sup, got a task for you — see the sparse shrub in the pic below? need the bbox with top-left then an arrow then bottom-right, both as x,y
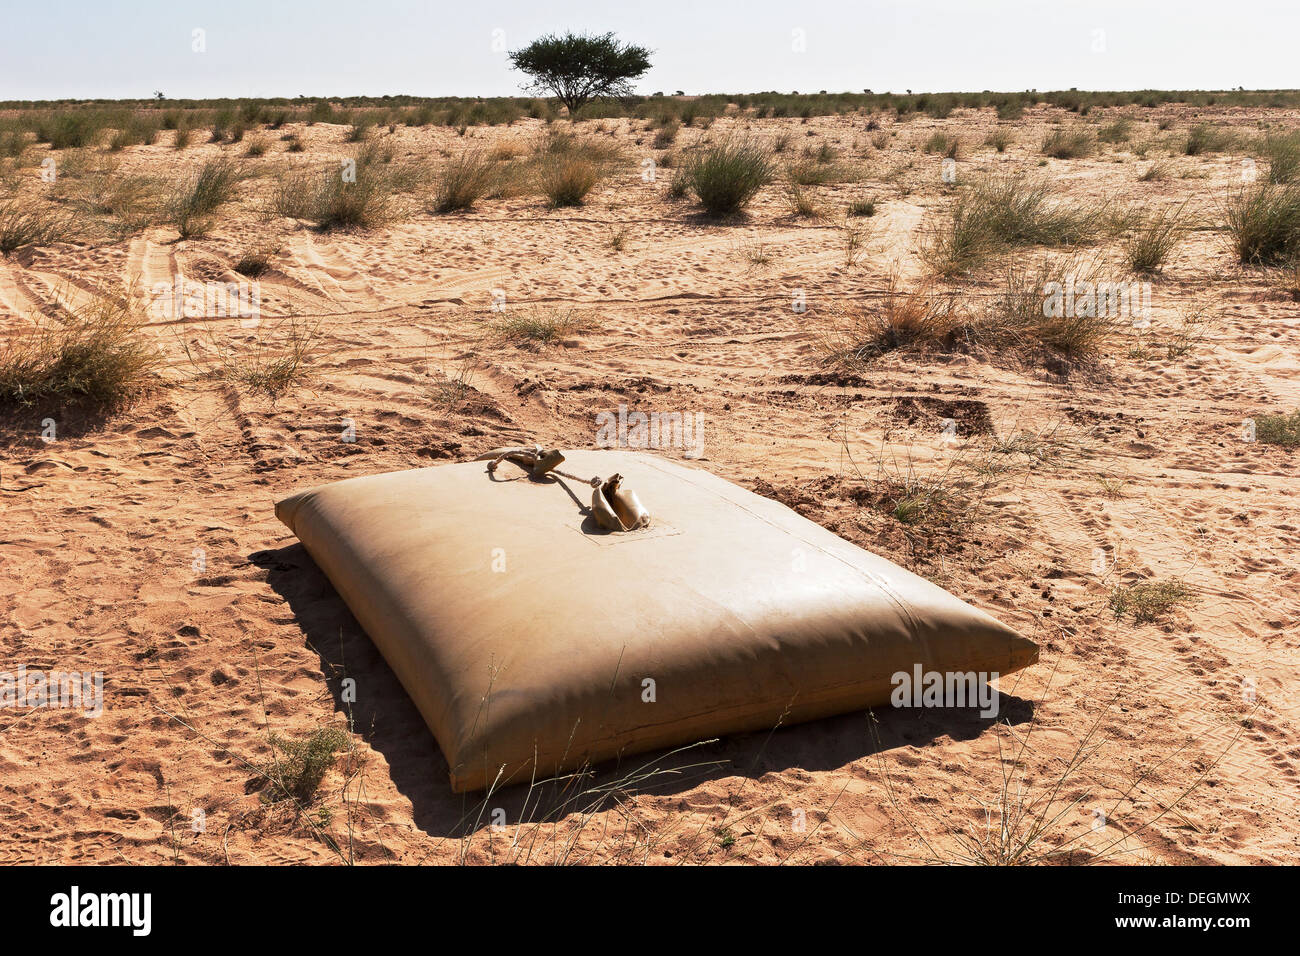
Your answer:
1253,409 -> 1300,447
487,140 -> 522,162
980,255 -> 1118,359
76,172 -> 162,234
808,142 -> 837,163
785,182 -> 822,218
356,139 -> 396,167
667,164 -> 691,199
186,313 -> 322,398
307,101 -> 335,125
285,134 -> 306,153
244,137 -> 268,157
0,287 -> 161,408
261,727 -> 350,804
1277,261 -> 1300,301
345,119 -> 372,142
686,138 -> 774,216
35,111 -> 106,150
537,129 -> 625,164
1161,306 -> 1215,359
820,275 -> 960,362
734,238 -> 773,268
823,255 -> 1119,366
841,219 -> 868,268
877,463 -> 961,527
0,129 -> 30,160
786,158 -> 837,185
920,194 -> 1002,276
109,113 -> 162,150
653,120 -> 680,149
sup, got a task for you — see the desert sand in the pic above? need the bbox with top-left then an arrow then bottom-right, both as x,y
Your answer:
1,103 -> 1297,864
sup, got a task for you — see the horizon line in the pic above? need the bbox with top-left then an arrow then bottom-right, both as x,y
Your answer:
4,87 -> 1299,108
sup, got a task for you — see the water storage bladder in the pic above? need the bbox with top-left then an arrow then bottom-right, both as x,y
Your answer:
275,450 -> 1037,792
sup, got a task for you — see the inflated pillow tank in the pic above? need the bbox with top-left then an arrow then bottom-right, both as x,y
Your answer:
275,449 -> 1037,792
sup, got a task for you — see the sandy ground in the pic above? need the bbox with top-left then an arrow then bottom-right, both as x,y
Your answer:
1,105 -> 1297,865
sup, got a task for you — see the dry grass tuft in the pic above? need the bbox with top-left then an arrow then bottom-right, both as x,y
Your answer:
1261,132 -> 1300,184
169,159 -> 241,238
0,199 -> 74,254
1124,202 -> 1188,274
233,243 -> 280,277
182,313 -> 322,399
923,130 -> 962,158
489,307 -> 591,347
978,255 -> 1120,359
819,275 -> 961,362
1138,160 -> 1171,182
540,154 -> 601,207
1041,127 -> 1096,159
920,174 -> 1111,276
274,162 -> 400,230
433,149 -> 496,213
686,137 -> 774,217
1223,182 -> 1300,265
0,287 -> 161,408
1184,124 -> 1237,156
1109,579 -> 1195,624
824,255 -> 1120,365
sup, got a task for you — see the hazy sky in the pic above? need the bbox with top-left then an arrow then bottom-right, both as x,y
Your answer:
2,0 -> 1296,101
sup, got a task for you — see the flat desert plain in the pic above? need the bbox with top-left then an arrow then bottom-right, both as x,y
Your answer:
0,104 -> 1297,864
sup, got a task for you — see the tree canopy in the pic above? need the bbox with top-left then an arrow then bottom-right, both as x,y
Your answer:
508,32 -> 652,116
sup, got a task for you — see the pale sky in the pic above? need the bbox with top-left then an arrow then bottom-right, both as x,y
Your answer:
1,0 -> 1296,102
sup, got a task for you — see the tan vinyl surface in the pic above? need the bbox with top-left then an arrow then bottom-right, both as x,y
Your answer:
276,451 -> 1037,792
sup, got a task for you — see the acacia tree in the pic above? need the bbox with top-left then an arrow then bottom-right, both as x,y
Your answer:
508,32 -> 652,116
